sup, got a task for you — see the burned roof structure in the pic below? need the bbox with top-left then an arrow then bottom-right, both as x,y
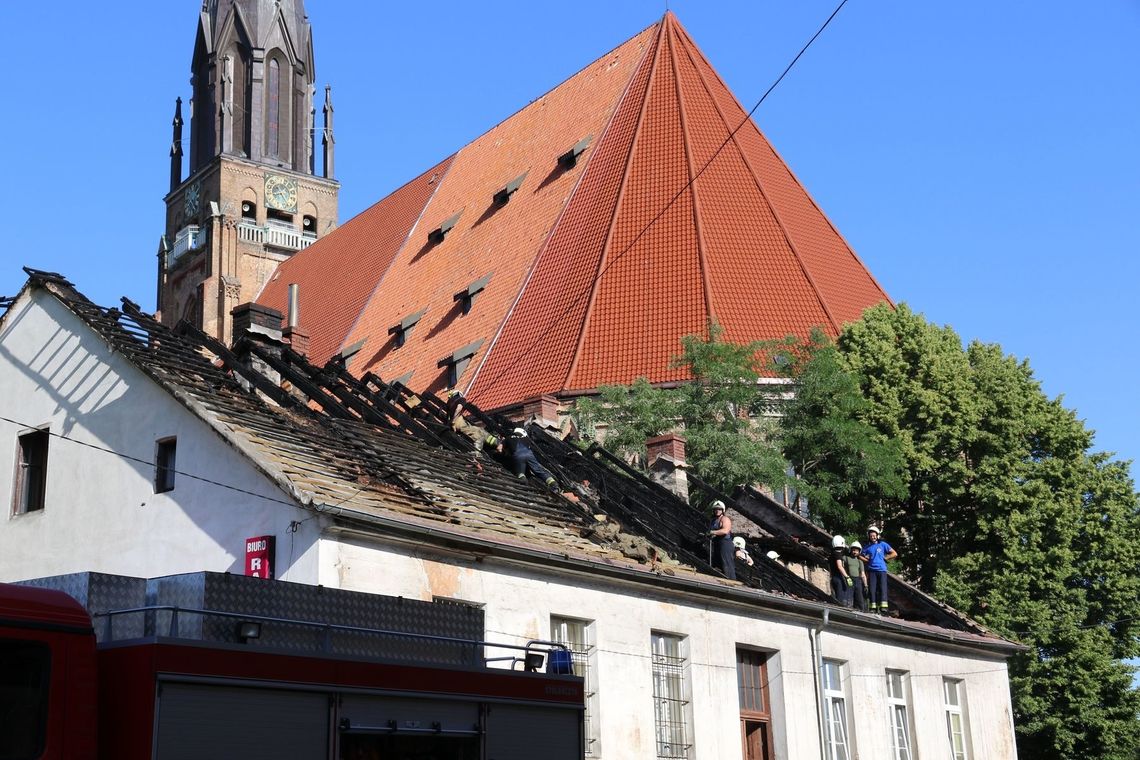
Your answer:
4,269 -> 1017,652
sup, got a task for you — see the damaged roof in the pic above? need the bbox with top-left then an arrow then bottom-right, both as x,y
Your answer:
10,269 -> 1017,653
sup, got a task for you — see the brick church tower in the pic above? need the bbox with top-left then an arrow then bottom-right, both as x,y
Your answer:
158,0 -> 339,343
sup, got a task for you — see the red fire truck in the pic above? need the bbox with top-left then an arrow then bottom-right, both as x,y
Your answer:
0,578 -> 583,760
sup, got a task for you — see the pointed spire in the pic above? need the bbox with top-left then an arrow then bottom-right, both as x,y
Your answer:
322,84 -> 335,179
169,98 -> 184,192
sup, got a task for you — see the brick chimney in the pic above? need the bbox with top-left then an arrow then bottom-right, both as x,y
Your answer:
521,394 -> 562,431
646,432 -> 688,501
231,303 -> 283,341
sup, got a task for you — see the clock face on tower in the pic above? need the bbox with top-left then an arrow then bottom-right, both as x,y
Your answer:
183,181 -> 201,216
264,174 -> 298,213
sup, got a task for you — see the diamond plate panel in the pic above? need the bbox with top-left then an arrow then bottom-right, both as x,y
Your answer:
17,572 -> 147,641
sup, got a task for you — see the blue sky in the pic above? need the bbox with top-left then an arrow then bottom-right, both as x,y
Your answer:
0,0 -> 1136,484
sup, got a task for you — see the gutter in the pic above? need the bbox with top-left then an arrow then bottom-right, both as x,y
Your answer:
810,609 -> 830,760
316,502 -> 1025,657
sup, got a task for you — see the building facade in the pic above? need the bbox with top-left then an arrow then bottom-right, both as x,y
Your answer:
0,273 -> 1020,759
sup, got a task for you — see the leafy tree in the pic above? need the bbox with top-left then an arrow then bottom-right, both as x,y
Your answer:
797,304 -> 1140,758
778,328 -> 907,531
574,323 -> 786,496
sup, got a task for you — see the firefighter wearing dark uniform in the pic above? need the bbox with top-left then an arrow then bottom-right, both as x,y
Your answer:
708,500 -> 736,580
507,427 -> 558,491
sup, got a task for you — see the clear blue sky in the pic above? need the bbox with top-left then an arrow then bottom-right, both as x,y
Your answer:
1,1 -> 1136,484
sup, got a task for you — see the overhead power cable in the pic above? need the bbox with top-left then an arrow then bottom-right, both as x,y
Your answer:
475,0 -> 850,396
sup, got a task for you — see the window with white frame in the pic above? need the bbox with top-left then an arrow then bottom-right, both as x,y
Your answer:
651,632 -> 691,759
944,678 -> 970,760
886,670 -> 913,760
551,616 -> 599,756
821,659 -> 851,760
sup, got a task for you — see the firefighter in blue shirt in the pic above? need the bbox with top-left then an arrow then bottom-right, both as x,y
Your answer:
859,526 -> 898,614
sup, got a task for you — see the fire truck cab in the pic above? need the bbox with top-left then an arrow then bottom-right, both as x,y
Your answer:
1,574 -> 584,760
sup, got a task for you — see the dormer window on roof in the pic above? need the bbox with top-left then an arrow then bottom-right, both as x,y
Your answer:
389,308 -> 427,348
333,338 -> 366,366
454,273 -> 492,315
557,135 -> 593,169
439,339 -> 484,387
428,212 -> 462,245
493,172 -> 528,206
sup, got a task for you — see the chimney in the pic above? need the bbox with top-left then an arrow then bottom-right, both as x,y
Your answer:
231,302 -> 283,341
521,394 -> 562,431
646,432 -> 688,501
282,284 -> 310,357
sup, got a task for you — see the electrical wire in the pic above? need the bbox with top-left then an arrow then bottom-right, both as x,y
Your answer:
475,0 -> 850,396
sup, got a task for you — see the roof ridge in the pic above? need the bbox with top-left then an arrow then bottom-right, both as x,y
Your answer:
563,17 -> 668,390
671,18 -> 841,334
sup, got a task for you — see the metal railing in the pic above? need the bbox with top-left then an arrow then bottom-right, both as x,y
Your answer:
91,604 -> 570,674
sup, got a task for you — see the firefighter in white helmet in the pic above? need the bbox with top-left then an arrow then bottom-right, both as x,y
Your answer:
845,540 -> 867,611
829,535 -> 853,607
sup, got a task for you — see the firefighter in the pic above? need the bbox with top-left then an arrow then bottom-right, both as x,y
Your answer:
733,536 -> 754,566
445,390 -> 501,452
506,427 -> 558,491
830,535 -> 853,607
845,540 -> 867,611
860,526 -> 898,614
708,501 -> 736,580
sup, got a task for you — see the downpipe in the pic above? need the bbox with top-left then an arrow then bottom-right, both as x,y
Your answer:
810,608 -> 830,760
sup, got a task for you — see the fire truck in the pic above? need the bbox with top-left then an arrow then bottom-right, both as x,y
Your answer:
0,572 -> 583,760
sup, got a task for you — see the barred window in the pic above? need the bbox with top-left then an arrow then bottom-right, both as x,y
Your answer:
651,632 -> 691,759
551,616 -> 599,756
886,670 -> 913,760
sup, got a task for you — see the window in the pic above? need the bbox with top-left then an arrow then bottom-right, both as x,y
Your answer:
389,309 -> 426,348
267,56 -> 282,157
302,214 -> 317,238
551,616 -> 599,756
0,641 -> 51,758
886,670 -> 913,760
13,428 -> 49,514
821,659 -> 850,760
737,649 -> 773,760
944,678 -> 970,760
241,200 -> 257,220
453,274 -> 492,316
155,437 -> 177,493
651,632 -> 691,759
438,340 -> 484,388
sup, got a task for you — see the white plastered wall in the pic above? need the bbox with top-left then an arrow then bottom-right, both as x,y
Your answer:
0,290 -> 322,583
322,535 -> 1018,760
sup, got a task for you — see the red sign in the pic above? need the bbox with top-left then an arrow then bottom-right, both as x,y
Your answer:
244,535 -> 275,579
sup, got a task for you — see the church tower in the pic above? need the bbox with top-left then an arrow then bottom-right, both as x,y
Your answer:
158,0 -> 338,343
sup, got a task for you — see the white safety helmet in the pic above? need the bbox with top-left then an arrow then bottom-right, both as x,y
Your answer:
831,535 -> 846,549
849,541 -> 862,550
732,537 -> 746,550
766,550 -> 781,561
512,427 -> 528,438
867,525 -> 881,535
711,499 -> 726,512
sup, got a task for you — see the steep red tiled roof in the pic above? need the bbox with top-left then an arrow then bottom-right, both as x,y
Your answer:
263,13 -> 889,409
258,156 -> 454,364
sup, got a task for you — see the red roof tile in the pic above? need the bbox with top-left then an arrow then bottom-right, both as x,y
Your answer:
262,13 -> 890,409
258,157 -> 454,364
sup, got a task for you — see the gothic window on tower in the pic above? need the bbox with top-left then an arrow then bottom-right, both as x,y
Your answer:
303,215 -> 317,239
266,54 -> 291,161
242,200 -> 257,221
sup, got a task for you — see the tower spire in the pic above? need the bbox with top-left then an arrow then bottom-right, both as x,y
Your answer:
169,98 -> 184,192
322,84 -> 335,179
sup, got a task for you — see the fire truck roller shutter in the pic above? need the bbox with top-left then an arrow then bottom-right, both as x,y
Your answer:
484,703 -> 583,760
154,683 -> 328,759
339,694 -> 479,731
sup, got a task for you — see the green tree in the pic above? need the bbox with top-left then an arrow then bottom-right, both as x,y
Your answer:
574,323 -> 787,496
796,304 -> 1140,759
779,328 -> 907,531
